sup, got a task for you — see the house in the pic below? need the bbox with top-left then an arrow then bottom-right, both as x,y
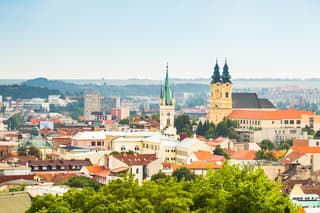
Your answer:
187,150 -> 225,164
205,136 -> 234,150
107,154 -> 161,185
280,139 -> 320,180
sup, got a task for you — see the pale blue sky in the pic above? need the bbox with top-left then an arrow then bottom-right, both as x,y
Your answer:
1,0 -> 320,79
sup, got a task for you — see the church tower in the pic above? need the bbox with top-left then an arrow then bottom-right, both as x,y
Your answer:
160,63 -> 176,136
209,59 -> 232,124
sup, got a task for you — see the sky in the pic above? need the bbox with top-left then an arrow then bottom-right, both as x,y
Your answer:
1,0 -> 320,80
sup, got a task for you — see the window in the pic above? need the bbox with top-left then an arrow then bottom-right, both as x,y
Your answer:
91,141 -> 96,146
297,120 -> 301,125
97,142 -> 101,146
290,120 -> 294,125
284,120 -> 289,124
225,92 -> 229,98
167,119 -> 170,126
134,145 -> 139,151
136,168 -> 139,174
272,121 -> 274,124
121,145 -> 126,151
317,142 -> 319,146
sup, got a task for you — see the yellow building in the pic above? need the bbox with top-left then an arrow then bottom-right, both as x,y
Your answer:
209,59 -> 276,124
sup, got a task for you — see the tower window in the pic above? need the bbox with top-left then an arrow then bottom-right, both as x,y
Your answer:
226,92 -> 229,98
167,119 -> 170,126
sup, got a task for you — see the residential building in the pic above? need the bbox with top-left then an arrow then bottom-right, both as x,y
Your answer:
107,153 -> 161,185
84,92 -> 101,120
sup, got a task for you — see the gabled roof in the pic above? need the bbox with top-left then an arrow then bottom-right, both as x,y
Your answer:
279,152 -> 305,164
232,93 -> 275,109
228,108 -> 314,120
112,154 -> 157,166
292,146 -> 320,154
86,164 -> 109,176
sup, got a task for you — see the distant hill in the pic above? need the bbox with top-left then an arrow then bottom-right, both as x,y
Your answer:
0,84 -> 60,99
22,78 -> 210,97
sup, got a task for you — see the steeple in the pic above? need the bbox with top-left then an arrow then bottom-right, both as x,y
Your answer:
160,83 -> 164,99
222,58 -> 231,83
163,62 -> 173,105
211,59 -> 221,83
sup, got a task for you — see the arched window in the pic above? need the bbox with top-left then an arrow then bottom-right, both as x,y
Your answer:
226,92 -> 229,98
134,145 -> 139,151
167,119 -> 170,126
136,168 -> 139,174
121,145 -> 126,151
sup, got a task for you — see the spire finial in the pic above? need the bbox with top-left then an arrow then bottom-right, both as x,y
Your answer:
216,58 -> 218,64
225,57 -> 227,64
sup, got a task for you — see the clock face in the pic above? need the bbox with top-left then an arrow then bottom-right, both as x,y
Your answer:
167,112 -> 170,116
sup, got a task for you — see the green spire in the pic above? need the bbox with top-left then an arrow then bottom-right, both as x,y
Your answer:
163,62 -> 173,105
222,58 -> 231,83
211,58 -> 221,83
160,83 -> 164,99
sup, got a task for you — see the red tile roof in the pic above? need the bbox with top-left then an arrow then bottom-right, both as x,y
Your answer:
193,151 -> 225,161
279,152 -> 305,164
228,108 -> 314,120
292,139 -> 309,147
112,154 -> 158,166
229,150 -> 256,160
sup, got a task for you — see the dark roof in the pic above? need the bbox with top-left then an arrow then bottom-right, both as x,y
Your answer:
21,159 -> 92,167
258,98 -> 276,108
112,154 -> 157,166
232,93 -> 276,109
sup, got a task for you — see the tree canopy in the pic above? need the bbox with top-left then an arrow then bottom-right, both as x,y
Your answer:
27,164 -> 298,213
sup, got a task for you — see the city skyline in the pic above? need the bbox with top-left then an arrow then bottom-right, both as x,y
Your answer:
1,0 -> 320,80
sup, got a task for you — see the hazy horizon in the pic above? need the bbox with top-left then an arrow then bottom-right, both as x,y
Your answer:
1,1 -> 320,79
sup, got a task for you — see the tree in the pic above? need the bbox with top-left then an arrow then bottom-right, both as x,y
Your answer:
17,146 -> 27,156
61,176 -> 101,191
119,118 -> 130,125
276,139 -> 293,150
255,150 -> 277,161
27,164 -> 298,213
259,139 -> 275,150
28,146 -> 42,159
5,113 -> 23,130
172,167 -> 195,182
151,171 -> 167,181
174,114 -> 192,135
213,145 -> 230,159
151,114 -> 160,122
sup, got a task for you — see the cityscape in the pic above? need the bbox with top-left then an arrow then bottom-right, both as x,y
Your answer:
1,1 -> 320,213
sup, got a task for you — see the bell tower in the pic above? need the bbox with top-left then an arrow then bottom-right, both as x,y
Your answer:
209,59 -> 232,124
160,63 -> 176,136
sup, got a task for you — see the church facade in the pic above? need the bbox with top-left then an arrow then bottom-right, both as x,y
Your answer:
159,63 -> 176,136
209,60 -> 276,124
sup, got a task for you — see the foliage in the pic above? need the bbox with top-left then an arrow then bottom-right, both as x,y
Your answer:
255,150 -> 277,161
196,119 -> 240,141
28,146 -> 42,159
303,125 -> 315,136
259,139 -> 275,150
17,146 -> 27,156
27,164 -> 298,213
50,99 -> 84,121
151,114 -> 160,122
119,118 -> 130,125
213,145 -> 230,159
174,114 -> 192,136
9,185 -> 25,192
151,171 -> 167,181
5,113 -> 24,130
0,84 -> 60,99
60,176 -> 101,191
172,167 -> 196,182
276,139 -> 293,150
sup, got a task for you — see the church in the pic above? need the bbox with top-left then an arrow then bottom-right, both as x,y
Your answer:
209,59 -> 276,124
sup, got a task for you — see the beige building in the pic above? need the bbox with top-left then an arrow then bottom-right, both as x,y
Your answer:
84,92 -> 101,120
